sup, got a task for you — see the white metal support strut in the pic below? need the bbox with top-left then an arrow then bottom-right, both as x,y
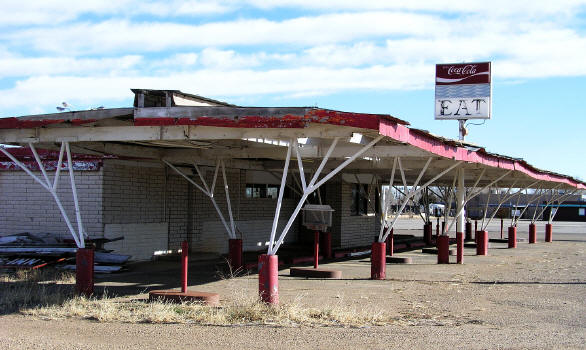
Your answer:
534,187 -> 574,223
268,135 -> 384,255
444,170 -> 512,235
512,187 -> 542,226
548,190 -> 578,223
163,159 -> 237,239
380,159 -> 463,242
0,142 -> 86,248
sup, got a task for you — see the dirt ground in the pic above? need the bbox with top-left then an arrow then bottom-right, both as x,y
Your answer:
1,219 -> 585,349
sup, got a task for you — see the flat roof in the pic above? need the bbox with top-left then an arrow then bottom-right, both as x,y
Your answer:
0,89 -> 583,190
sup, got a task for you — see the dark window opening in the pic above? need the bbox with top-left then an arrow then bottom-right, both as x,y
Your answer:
245,184 -> 291,199
351,184 -> 368,215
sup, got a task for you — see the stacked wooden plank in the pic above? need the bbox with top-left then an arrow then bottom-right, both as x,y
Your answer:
0,232 -> 130,273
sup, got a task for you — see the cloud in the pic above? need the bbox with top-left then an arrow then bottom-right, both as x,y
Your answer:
0,64 -> 431,112
0,55 -> 143,78
4,12 -> 449,54
0,0 -> 233,26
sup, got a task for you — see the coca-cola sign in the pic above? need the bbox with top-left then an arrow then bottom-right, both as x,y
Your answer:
435,61 -> 491,120
436,62 -> 491,85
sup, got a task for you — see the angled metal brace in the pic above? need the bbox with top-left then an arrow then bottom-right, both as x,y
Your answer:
270,135 -> 383,254
1,142 -> 86,248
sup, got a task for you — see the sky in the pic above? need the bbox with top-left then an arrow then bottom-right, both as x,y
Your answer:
0,0 -> 585,180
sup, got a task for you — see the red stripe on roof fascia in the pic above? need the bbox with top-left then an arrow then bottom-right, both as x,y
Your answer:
134,109 -> 394,130
0,118 -> 97,129
379,119 -> 585,189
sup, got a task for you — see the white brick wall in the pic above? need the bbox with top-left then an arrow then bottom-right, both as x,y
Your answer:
104,222 -> 168,261
0,159 -> 380,259
0,169 -> 103,240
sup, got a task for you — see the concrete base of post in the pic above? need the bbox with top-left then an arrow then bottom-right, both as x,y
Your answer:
476,230 -> 488,255
465,222 -> 473,241
508,226 -> 517,248
258,254 -> 279,304
545,223 -> 553,242
437,235 -> 450,264
456,232 -> 464,264
228,238 -> 243,271
370,242 -> 386,280
150,240 -> 221,306
76,248 -> 94,296
529,223 -> 537,244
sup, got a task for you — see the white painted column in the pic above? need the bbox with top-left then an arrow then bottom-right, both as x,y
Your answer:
456,168 -> 465,233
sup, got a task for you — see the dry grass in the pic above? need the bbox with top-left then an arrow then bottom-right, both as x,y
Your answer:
24,295 -> 398,327
2,268 -> 400,327
0,269 -> 75,314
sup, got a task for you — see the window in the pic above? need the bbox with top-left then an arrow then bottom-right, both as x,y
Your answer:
351,184 -> 368,215
245,184 -> 291,199
579,208 -> 585,216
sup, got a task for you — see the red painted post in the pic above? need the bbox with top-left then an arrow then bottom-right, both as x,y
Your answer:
437,235 -> 450,264
465,222 -> 472,241
456,232 -> 464,264
76,248 -> 94,296
508,226 -> 517,248
500,219 -> 504,239
228,238 -> 243,271
258,254 -> 279,304
181,240 -> 188,293
424,222 -> 432,245
313,231 -> 319,269
370,242 -> 386,280
476,231 -> 488,255
545,224 -> 553,242
321,232 -> 332,259
475,220 -> 478,233
529,223 -> 537,244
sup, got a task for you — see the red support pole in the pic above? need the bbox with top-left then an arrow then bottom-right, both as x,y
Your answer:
437,235 -> 450,264
545,224 -> 553,242
500,219 -> 504,239
508,226 -> 517,248
321,232 -> 332,259
476,231 -> 488,255
465,222 -> 472,241
529,223 -> 537,244
258,254 -> 279,305
181,240 -> 188,293
313,231 -> 319,269
76,248 -> 94,296
456,232 -> 464,264
370,242 -> 386,280
475,220 -> 478,233
228,238 -> 243,271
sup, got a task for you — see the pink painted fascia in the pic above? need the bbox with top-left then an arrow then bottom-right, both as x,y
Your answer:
379,119 -> 586,189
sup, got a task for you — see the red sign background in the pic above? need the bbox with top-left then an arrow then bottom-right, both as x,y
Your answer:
436,62 -> 491,85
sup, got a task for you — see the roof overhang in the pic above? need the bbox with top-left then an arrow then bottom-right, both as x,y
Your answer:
0,105 -> 583,190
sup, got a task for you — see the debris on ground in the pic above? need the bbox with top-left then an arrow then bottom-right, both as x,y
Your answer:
0,232 -> 130,273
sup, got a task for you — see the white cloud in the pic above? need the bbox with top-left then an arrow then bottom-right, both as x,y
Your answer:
4,12 -> 449,54
0,0 -> 233,26
0,64 -> 431,111
0,55 -> 143,78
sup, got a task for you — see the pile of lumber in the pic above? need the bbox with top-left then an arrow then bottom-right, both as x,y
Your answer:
0,232 -> 130,273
